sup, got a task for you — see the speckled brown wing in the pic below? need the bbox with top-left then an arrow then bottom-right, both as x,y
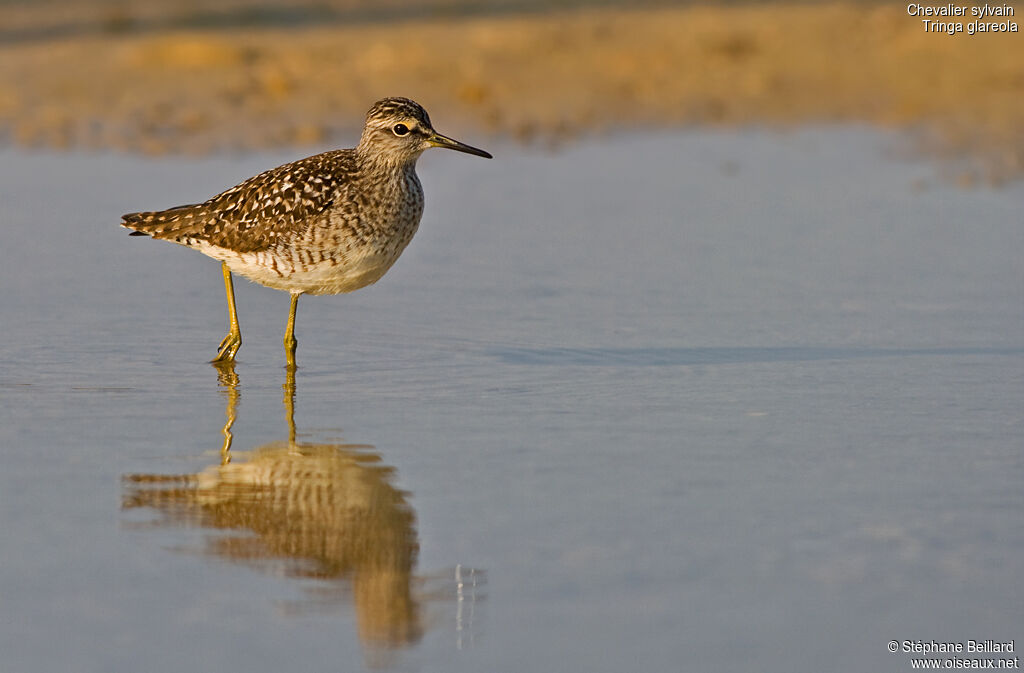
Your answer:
121,150 -> 354,253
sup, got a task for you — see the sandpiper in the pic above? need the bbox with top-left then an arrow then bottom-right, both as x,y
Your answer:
122,97 -> 491,368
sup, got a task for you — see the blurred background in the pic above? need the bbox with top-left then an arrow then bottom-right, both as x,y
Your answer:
1,0 -> 1021,182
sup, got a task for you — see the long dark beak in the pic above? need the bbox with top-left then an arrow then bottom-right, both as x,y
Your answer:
427,131 -> 492,159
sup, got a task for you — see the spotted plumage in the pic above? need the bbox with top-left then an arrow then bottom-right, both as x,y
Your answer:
124,151 -> 345,254
121,97 -> 491,367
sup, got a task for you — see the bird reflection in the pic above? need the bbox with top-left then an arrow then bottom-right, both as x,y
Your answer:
123,364 -> 440,658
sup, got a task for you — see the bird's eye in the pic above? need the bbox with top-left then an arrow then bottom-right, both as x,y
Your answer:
392,123 -> 410,136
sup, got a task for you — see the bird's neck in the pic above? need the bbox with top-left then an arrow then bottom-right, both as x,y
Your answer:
352,149 -> 422,207
355,145 -> 420,179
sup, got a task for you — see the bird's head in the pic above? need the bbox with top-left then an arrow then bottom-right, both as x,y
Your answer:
358,97 -> 492,164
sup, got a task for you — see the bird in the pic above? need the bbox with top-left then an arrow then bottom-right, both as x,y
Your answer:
121,97 -> 491,369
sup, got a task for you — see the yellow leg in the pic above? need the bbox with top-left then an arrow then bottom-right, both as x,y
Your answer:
284,292 -> 300,370
212,262 -> 242,363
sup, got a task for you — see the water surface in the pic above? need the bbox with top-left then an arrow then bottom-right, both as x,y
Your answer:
0,128 -> 1021,672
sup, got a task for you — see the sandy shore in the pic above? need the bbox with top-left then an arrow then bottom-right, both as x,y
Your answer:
0,2 -> 1020,180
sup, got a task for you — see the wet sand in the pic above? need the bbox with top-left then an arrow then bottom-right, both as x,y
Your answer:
0,2 -> 1021,179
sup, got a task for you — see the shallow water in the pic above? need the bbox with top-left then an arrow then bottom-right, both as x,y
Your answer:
1,129 -> 1021,672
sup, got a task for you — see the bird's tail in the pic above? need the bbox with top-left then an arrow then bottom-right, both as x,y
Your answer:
121,204 -> 201,240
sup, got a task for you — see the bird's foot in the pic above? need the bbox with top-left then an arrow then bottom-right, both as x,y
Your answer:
213,331 -> 242,363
